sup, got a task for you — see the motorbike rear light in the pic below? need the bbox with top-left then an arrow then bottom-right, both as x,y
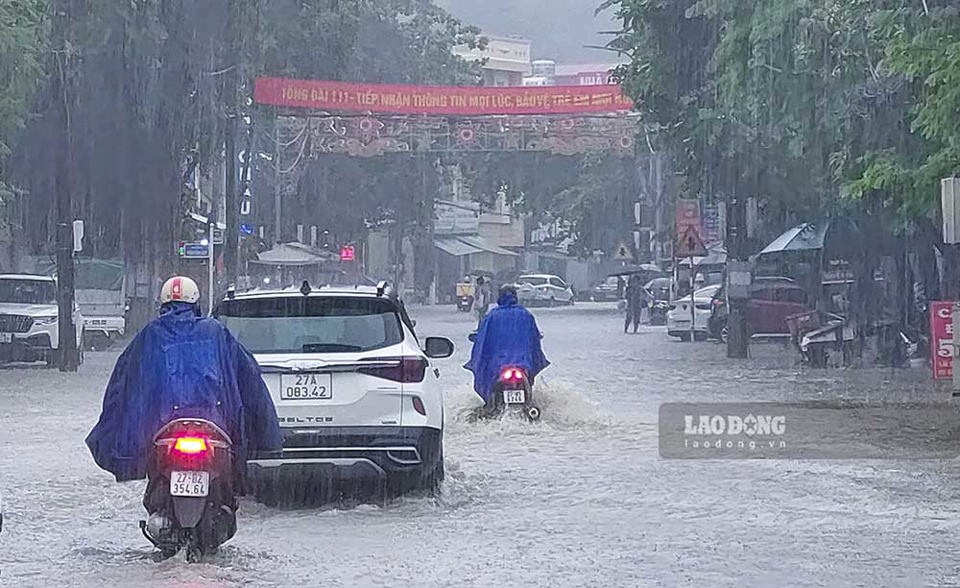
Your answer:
358,357 -> 428,383
411,395 -> 427,416
173,436 -> 208,455
500,367 -> 525,383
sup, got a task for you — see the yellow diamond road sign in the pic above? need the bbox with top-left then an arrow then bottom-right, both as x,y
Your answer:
614,242 -> 633,261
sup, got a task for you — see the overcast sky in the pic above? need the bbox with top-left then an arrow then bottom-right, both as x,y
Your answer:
436,0 -> 621,63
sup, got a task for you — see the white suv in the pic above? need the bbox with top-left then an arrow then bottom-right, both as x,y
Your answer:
215,282 -> 454,504
0,274 -> 84,366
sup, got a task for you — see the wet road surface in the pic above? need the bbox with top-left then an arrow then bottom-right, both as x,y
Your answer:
1,303 -> 959,587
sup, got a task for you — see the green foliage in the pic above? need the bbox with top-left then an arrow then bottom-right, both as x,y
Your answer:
605,0 -> 960,234
0,0 -> 47,195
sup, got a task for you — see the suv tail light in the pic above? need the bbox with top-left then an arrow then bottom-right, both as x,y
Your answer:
358,357 -> 427,383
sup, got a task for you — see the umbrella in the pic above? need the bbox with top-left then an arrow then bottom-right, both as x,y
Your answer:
607,263 -> 665,278
758,223 -> 828,256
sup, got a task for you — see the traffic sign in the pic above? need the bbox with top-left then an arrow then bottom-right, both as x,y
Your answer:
340,245 -> 356,262
676,224 -> 707,258
613,241 -> 633,261
212,228 -> 224,245
178,241 -> 210,259
676,199 -> 701,232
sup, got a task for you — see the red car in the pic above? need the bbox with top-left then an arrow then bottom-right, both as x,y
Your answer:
708,277 -> 812,340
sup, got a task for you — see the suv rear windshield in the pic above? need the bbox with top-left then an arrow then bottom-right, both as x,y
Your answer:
215,296 -> 403,354
0,279 -> 57,305
519,276 -> 549,286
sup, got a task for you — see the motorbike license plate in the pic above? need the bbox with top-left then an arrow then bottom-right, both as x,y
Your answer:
170,471 -> 209,497
0,333 -> 11,344
503,389 -> 526,405
280,373 -> 332,400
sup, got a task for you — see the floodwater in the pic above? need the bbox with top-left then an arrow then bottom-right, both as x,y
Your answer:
1,303 -> 959,587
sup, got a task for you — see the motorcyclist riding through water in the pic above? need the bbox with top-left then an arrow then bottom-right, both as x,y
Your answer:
85,277 -> 282,545
465,284 -> 549,418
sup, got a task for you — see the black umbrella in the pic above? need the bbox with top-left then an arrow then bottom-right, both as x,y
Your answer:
607,264 -> 664,278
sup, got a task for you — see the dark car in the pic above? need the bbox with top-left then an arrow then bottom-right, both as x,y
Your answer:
708,277 -> 811,341
645,277 -> 672,325
591,276 -> 624,302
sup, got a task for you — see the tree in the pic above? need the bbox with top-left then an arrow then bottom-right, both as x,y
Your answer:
0,0 -> 47,269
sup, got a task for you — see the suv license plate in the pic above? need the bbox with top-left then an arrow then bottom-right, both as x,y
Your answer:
503,389 -> 526,405
170,471 -> 209,497
0,333 -> 11,344
280,373 -> 333,400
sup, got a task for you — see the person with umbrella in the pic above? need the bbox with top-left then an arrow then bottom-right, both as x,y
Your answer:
624,274 -> 646,334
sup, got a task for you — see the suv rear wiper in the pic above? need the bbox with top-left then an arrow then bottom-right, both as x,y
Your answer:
302,343 -> 363,353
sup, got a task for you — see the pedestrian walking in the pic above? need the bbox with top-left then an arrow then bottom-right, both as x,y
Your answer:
475,276 -> 491,328
624,275 -> 644,334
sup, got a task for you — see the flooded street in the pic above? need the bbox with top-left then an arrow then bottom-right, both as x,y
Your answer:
2,303 -> 960,587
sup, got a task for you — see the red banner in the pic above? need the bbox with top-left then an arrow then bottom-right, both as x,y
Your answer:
931,301 -> 954,379
253,77 -> 633,115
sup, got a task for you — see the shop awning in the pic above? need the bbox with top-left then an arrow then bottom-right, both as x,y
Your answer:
456,235 -> 519,257
434,237 -> 482,257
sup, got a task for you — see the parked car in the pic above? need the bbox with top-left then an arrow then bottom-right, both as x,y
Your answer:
0,274 -> 84,366
667,284 -> 721,341
708,277 -> 811,341
516,274 -> 575,307
214,282 -> 455,502
590,276 -> 623,302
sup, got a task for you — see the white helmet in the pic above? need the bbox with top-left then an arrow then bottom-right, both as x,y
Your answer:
160,276 -> 201,305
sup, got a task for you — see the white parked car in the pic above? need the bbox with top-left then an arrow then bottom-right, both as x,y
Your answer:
667,284 -> 721,341
214,282 -> 455,502
0,274 -> 84,365
516,274 -> 575,307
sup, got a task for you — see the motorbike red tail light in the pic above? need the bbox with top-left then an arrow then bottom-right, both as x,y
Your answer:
500,368 -> 525,382
173,436 -> 209,455
358,357 -> 427,383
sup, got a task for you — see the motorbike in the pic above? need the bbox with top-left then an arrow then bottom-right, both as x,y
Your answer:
457,294 -> 474,313
467,331 -> 541,422
489,365 -> 541,421
140,418 -> 237,561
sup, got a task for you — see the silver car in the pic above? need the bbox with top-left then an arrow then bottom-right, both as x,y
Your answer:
516,274 -> 575,307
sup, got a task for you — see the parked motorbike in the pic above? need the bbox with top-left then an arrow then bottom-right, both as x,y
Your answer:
799,316 -> 858,368
140,418 -> 236,561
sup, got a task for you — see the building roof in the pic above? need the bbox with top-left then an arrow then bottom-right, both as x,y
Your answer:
553,62 -> 623,77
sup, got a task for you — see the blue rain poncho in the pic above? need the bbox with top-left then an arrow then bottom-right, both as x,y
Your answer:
85,303 -> 282,482
464,290 -> 550,402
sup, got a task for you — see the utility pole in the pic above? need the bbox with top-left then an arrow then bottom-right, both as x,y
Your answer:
273,118 -> 282,244
224,114 -> 238,285
726,189 -> 749,359
222,0 -> 242,285
52,0 -> 80,372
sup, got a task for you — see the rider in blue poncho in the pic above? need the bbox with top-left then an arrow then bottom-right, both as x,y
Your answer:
464,284 -> 549,404
85,277 -> 282,486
